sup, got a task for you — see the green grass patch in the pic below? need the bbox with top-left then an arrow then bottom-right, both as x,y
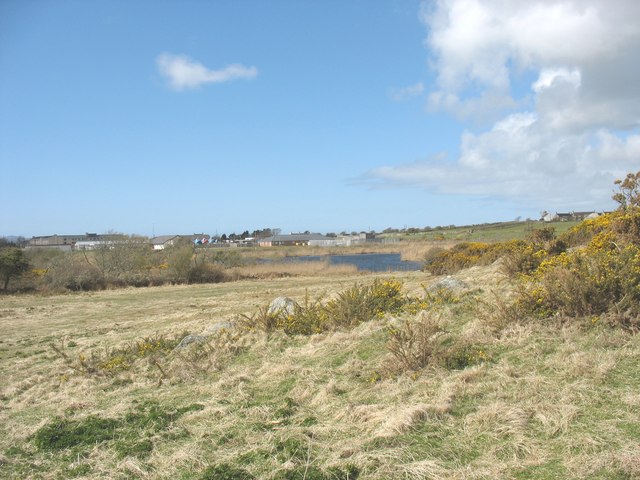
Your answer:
513,459 -> 567,479
198,463 -> 255,480
31,400 -> 204,458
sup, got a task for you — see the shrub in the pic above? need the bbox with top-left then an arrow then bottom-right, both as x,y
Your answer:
0,245 -> 29,290
325,278 -> 405,328
51,333 -> 184,377
500,242 -> 549,277
45,256 -> 105,291
369,278 -> 406,314
517,243 -> 640,319
556,212 -> 614,248
238,305 -> 282,333
324,283 -> 375,328
526,226 -> 556,245
423,242 -> 509,275
242,279 -> 406,335
440,342 -> 490,370
612,170 -> 640,210
187,263 -> 228,284
206,250 -> 244,268
610,208 -> 640,244
384,312 -> 449,374
284,293 -> 328,335
510,174 -> 640,324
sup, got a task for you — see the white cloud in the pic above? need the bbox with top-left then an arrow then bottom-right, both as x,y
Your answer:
364,0 -> 640,209
532,68 -> 581,93
390,82 -> 425,101
156,53 -> 258,90
427,89 -> 517,123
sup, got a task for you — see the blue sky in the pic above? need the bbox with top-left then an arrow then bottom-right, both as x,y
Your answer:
2,0 -> 639,238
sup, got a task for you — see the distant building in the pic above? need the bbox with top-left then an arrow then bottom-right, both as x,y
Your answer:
259,233 -> 330,247
335,233 -> 376,246
26,233 -> 124,251
150,235 -> 180,251
542,211 -> 600,222
259,232 -> 379,247
150,234 -> 210,250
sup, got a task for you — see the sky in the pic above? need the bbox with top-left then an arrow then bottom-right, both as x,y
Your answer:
1,0 -> 639,238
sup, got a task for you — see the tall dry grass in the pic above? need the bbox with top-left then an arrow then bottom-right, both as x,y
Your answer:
2,265 -> 640,479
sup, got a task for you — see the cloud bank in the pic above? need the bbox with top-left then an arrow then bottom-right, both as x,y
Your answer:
156,53 -> 257,90
366,0 -> 640,209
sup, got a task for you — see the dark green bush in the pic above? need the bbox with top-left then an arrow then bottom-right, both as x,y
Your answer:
187,263 -> 228,284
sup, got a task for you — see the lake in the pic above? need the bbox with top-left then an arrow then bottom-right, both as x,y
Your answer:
276,252 -> 423,272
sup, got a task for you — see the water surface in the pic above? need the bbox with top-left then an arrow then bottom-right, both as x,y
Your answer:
278,252 -> 422,272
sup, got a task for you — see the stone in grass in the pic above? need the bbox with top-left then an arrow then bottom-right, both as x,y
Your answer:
175,321 -> 236,351
428,276 -> 468,292
174,334 -> 208,350
202,320 -> 234,335
267,297 -> 298,317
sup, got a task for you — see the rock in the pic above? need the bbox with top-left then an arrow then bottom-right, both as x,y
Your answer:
174,334 -> 208,350
268,297 -> 298,316
429,276 -> 468,292
202,321 -> 234,335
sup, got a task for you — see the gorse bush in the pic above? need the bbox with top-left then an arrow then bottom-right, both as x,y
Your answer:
51,333 -> 184,377
512,172 -> 640,326
241,279 -> 407,335
516,229 -> 640,320
385,312 -> 449,373
239,293 -> 328,335
325,279 -> 405,328
423,241 -> 527,275
384,311 -> 491,376
418,173 -> 640,328
423,242 -> 496,275
423,228 -> 571,278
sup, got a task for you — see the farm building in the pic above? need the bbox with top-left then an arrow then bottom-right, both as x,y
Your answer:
151,234 -> 210,250
259,233 -> 330,247
26,233 -> 125,251
259,232 -> 379,247
150,235 -> 180,251
542,211 -> 600,222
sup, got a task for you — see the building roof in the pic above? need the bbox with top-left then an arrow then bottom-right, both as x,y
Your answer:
150,235 -> 179,245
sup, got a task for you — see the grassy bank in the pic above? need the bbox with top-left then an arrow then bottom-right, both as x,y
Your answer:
2,264 -> 639,479
380,220 -> 582,243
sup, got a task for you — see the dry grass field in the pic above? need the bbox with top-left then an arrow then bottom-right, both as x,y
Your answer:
1,265 -> 639,479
